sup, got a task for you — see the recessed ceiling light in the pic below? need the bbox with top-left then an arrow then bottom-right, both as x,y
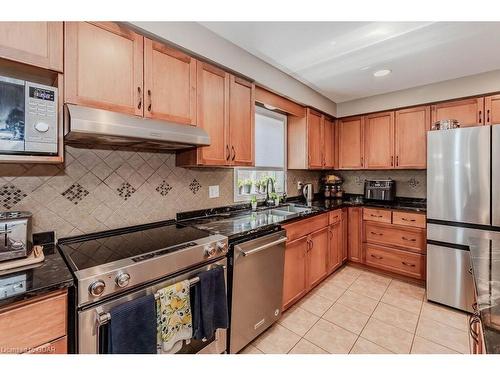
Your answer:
330,40 -> 337,46
373,69 -> 391,77
264,104 -> 277,110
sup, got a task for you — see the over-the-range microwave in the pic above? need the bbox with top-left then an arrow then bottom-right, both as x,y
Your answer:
0,75 -> 58,155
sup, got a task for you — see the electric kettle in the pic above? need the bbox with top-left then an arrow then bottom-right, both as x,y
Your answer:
302,183 -> 313,204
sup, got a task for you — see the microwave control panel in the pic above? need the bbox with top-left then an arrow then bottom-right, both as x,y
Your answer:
24,81 -> 58,154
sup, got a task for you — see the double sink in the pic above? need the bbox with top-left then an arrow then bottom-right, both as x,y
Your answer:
263,204 -> 313,219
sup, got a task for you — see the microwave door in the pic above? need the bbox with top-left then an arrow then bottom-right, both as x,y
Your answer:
0,77 -> 25,152
427,127 -> 491,225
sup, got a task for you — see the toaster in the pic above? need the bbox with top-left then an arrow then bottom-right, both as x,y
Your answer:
0,211 -> 32,262
364,179 -> 396,202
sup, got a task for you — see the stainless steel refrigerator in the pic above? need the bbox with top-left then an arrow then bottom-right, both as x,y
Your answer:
427,125 -> 500,313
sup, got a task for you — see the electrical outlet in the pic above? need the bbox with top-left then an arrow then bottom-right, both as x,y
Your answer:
209,185 -> 220,198
297,181 -> 303,190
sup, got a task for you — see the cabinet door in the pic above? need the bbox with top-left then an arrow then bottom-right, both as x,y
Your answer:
229,75 -> 255,166
323,117 -> 335,169
0,22 -> 63,72
65,22 -> 144,116
307,227 -> 329,288
282,237 -> 308,310
196,62 -> 230,165
307,109 -> 324,169
347,207 -> 362,263
342,208 -> 348,263
431,98 -> 484,128
485,95 -> 500,125
144,38 -> 197,124
328,221 -> 342,273
364,111 -> 395,169
338,116 -> 364,169
395,106 -> 430,169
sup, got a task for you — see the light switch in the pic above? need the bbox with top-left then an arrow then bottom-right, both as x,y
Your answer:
209,185 -> 220,198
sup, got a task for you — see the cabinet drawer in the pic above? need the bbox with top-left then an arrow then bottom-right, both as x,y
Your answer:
26,336 -> 67,354
0,290 -> 67,353
365,244 -> 425,279
329,209 -> 342,225
365,222 -> 425,253
283,213 -> 329,242
363,208 -> 392,223
392,211 -> 426,228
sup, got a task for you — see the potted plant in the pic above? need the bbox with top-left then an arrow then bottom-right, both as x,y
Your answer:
243,179 -> 253,194
270,192 -> 280,206
254,179 -> 261,194
259,175 -> 269,194
237,179 -> 244,195
250,195 -> 258,211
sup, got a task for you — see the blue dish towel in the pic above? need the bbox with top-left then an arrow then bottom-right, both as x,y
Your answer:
108,294 -> 157,354
191,266 -> 228,341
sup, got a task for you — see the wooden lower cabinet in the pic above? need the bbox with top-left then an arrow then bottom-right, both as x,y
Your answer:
0,289 -> 68,354
328,220 -> 343,273
307,227 -> 329,289
282,236 -> 308,310
26,336 -> 67,354
347,207 -> 362,262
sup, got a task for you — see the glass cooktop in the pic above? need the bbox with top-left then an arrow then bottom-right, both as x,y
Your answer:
58,222 -> 210,271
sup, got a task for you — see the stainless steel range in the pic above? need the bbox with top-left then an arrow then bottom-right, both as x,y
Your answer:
58,220 -> 228,354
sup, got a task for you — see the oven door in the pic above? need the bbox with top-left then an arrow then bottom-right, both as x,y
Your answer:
0,76 -> 26,152
77,258 -> 227,354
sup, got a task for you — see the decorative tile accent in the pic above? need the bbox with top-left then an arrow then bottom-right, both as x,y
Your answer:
61,183 -> 90,205
0,183 -> 27,209
189,179 -> 201,194
117,182 -> 136,200
407,177 -> 420,190
156,180 -> 173,196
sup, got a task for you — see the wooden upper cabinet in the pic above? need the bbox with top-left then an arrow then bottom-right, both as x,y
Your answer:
395,106 -> 430,169
65,22 -> 144,116
485,95 -> 500,125
144,38 -> 197,125
364,111 -> 394,169
323,117 -> 335,169
307,228 -> 329,288
431,97 -> 484,128
229,75 -> 255,166
0,22 -> 63,72
338,116 -> 364,169
307,109 -> 324,169
194,62 -> 229,165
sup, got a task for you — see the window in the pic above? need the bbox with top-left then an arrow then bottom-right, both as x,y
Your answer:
234,106 -> 286,202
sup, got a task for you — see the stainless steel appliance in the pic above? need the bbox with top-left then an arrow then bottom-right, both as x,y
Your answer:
0,211 -> 32,262
302,183 -> 313,204
64,104 -> 210,151
58,220 -> 228,354
229,230 -> 286,354
0,76 -> 58,154
364,179 -> 396,201
427,125 -> 500,312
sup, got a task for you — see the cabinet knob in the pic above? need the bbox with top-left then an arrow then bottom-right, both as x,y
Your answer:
137,87 -> 142,109
147,89 -> 152,112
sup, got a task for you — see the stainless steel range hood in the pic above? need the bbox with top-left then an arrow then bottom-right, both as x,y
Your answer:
64,104 -> 210,151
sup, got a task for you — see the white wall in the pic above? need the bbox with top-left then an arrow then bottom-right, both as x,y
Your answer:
337,69 -> 500,117
129,22 -> 337,117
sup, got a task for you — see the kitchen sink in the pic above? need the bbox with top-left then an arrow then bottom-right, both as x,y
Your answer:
272,204 -> 312,214
267,209 -> 297,217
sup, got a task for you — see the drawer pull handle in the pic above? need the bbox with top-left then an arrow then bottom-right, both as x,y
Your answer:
370,214 -> 383,218
370,231 -> 383,236
370,254 -> 383,260
402,236 -> 416,242
401,218 -> 416,222
402,261 -> 416,267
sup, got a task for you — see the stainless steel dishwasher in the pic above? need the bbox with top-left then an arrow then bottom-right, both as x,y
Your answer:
229,229 -> 287,353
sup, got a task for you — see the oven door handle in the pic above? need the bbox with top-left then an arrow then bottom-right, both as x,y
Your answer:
236,237 -> 287,257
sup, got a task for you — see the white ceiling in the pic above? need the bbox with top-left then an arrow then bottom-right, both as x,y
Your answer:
200,22 -> 500,103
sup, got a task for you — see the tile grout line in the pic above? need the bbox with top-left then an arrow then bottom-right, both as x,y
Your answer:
408,291 -> 425,354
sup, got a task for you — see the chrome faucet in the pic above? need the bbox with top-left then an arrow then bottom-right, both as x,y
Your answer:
265,177 -> 276,206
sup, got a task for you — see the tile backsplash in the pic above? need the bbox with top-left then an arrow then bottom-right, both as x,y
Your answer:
0,145 -> 322,237
337,170 -> 427,198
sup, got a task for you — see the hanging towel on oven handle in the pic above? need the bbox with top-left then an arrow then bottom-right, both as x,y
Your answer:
191,266 -> 228,341
156,279 -> 193,353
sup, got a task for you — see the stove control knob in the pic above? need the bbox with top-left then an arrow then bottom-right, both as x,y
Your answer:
89,280 -> 106,297
115,273 -> 131,288
216,241 -> 227,254
204,244 -> 216,257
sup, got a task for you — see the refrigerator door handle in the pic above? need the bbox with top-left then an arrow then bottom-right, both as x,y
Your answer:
493,126 -> 500,227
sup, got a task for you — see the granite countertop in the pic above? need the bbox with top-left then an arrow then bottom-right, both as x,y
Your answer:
178,196 -> 426,242
468,237 -> 500,353
0,244 -> 74,308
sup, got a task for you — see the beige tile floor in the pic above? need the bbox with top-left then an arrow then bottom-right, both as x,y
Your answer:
240,265 -> 471,354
